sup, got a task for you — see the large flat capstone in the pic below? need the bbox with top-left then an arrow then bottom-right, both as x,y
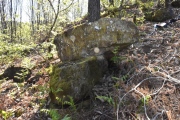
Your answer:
54,18 -> 139,62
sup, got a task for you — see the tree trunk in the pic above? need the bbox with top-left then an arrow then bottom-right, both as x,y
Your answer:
13,0 -> 18,37
20,0 -> 22,43
36,1 -> 40,30
0,0 -> 7,34
31,0 -> 35,35
88,0 -> 100,22
42,0 -> 61,42
165,0 -> 170,8
10,0 -> 13,42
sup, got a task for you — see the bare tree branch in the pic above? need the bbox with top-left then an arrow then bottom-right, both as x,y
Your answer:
43,0 -> 74,42
47,0 -> 56,15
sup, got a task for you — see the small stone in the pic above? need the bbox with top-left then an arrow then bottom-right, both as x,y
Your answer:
70,35 -> 76,42
94,47 -> 100,53
95,26 -> 100,30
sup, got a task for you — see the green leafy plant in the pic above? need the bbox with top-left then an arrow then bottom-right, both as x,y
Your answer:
111,56 -> 120,63
37,83 -> 50,95
0,110 -> 13,120
112,74 -> 128,82
41,109 -> 60,120
56,95 -> 76,111
61,114 -> 71,120
121,74 -> 129,81
14,69 -> 30,82
139,1 -> 154,11
21,57 -> 35,69
0,41 -> 35,65
63,96 -> 76,111
136,16 -> 145,25
111,47 -> 128,64
140,95 -> 151,105
50,88 -> 76,110
96,95 -> 115,105
111,47 -> 120,63
112,76 -> 120,81
51,87 -> 63,94
56,96 -> 65,108
137,95 -> 151,113
40,109 -> 71,120
153,67 -> 159,71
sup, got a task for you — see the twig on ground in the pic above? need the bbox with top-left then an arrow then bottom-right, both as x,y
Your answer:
149,65 -> 180,84
116,61 -> 180,119
134,89 -> 150,120
170,69 -> 180,76
152,110 -> 166,120
117,76 -> 165,120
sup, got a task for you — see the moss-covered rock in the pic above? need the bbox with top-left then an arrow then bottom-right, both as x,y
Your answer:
144,8 -> 174,22
50,18 -> 139,104
54,18 -> 139,62
49,56 -> 108,104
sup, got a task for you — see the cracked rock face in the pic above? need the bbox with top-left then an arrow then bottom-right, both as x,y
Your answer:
54,18 -> 139,62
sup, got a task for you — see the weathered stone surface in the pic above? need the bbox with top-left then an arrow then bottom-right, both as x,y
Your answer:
49,56 -> 108,104
50,18 -> 139,104
54,18 -> 139,62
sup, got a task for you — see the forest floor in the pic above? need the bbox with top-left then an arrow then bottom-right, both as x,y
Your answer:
0,18 -> 180,120
72,20 -> 180,120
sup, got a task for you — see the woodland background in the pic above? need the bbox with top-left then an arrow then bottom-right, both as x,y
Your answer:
1,0 -> 180,120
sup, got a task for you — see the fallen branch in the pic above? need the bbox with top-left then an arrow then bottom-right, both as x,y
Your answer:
147,65 -> 180,84
116,62 -> 180,119
116,76 -> 166,120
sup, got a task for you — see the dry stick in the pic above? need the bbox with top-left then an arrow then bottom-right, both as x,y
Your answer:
150,65 -> 180,84
135,79 -> 166,120
95,110 -> 114,120
126,66 -> 146,83
166,75 -> 180,84
170,69 -> 180,76
164,52 -> 170,60
128,111 -> 137,120
134,79 -> 166,120
117,64 -> 179,119
149,79 -> 166,96
134,89 -> 150,120
117,67 -> 146,119
147,64 -> 180,84
116,58 -> 179,119
152,110 -> 166,120
44,0 -> 74,42
116,76 -> 166,120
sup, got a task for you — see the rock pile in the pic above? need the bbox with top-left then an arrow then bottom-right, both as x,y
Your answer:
50,18 -> 139,104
